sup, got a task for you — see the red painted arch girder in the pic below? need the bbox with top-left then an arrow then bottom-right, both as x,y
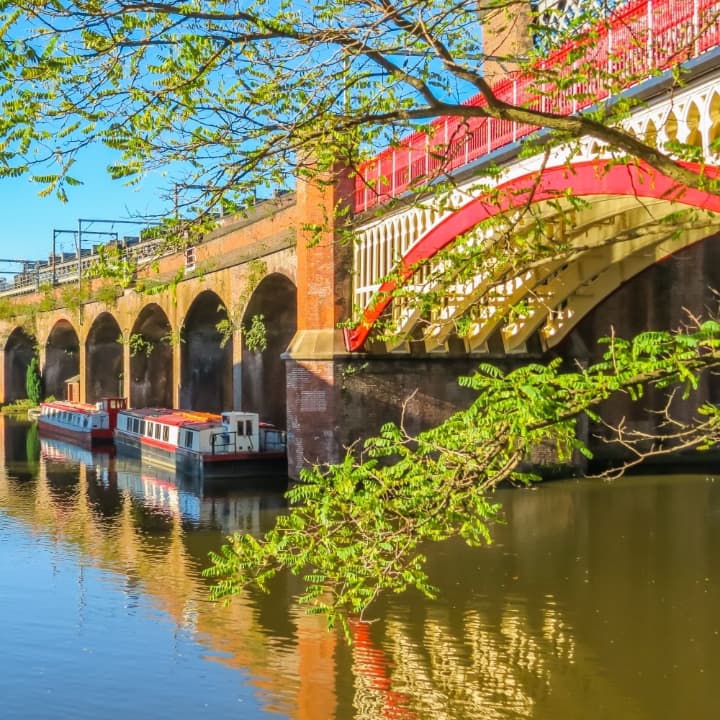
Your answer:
343,159 -> 720,352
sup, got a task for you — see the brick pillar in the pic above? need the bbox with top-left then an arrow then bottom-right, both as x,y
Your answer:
78,333 -> 87,403
172,332 -> 182,409
480,1 -> 532,84
121,331 -> 132,405
232,327 -> 243,411
0,341 -> 7,404
284,165 -> 354,478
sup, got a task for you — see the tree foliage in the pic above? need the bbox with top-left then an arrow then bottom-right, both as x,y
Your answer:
25,356 -> 43,405
0,0 -> 713,220
205,322 -> 720,630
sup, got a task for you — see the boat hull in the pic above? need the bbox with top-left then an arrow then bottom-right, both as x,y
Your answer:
38,419 -> 114,449
114,433 -> 288,479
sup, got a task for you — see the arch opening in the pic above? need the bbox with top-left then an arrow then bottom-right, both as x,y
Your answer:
130,304 -> 173,408
686,101 -> 702,148
44,320 -> 80,400
180,290 -> 232,413
4,327 -> 37,402
242,274 -> 297,428
85,312 -> 123,403
709,92 -> 720,155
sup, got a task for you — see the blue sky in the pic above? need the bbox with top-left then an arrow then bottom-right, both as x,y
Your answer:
1,161 -> 170,263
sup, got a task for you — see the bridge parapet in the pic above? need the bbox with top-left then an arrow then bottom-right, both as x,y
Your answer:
354,0 -> 720,213
349,72 -> 720,354
0,193 -> 297,298
0,234 -> 165,298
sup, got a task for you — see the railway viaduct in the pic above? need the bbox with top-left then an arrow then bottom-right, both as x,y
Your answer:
2,0 -> 720,479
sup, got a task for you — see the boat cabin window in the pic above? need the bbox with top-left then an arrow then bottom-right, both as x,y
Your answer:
132,418 -> 140,434
183,430 -> 194,449
146,422 -> 153,437
162,426 -> 169,442
154,424 -> 162,440
140,420 -> 146,436
237,419 -> 253,437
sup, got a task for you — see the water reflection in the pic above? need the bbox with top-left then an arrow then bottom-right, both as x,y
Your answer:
2,415 -> 720,719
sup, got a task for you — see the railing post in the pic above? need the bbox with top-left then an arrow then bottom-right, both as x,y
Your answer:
692,0 -> 699,56
424,134 -> 429,178
391,149 -> 396,196
407,145 -> 412,191
647,0 -> 653,70
444,117 -> 449,171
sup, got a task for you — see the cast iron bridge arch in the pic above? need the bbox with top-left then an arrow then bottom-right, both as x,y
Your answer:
345,0 -> 720,354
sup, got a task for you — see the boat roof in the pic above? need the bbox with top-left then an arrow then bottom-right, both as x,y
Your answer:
120,407 -> 222,430
41,400 -> 106,415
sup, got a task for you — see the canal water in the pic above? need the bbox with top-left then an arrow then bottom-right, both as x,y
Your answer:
1,415 -> 719,720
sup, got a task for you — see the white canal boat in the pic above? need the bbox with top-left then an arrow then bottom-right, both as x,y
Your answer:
114,407 -> 287,477
37,397 -> 127,447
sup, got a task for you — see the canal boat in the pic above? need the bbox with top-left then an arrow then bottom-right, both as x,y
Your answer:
37,397 -> 127,447
114,407 -> 287,477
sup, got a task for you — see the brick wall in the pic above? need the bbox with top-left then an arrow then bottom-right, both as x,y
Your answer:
480,1 -> 532,84
285,360 -> 341,472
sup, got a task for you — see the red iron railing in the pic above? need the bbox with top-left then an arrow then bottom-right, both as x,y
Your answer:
354,0 -> 720,213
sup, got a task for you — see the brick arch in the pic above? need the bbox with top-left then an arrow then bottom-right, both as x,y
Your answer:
85,312 -> 124,403
180,289 -> 231,412
241,272 -> 297,428
344,159 -> 720,352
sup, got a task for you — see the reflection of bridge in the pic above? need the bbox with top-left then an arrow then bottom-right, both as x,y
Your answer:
3,0 -> 720,478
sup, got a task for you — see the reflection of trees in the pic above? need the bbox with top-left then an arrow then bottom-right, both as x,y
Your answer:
25,423 -> 39,470
350,598 -> 648,720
